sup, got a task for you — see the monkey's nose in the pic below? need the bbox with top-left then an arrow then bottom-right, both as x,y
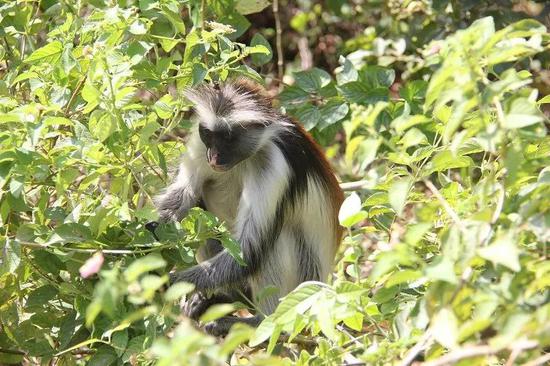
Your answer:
211,152 -> 220,163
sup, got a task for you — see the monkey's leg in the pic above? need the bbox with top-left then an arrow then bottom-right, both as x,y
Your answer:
203,315 -> 263,337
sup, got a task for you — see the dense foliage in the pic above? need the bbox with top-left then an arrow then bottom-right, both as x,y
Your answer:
0,0 -> 549,365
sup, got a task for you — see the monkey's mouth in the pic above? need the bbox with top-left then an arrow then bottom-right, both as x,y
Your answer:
210,163 -> 230,172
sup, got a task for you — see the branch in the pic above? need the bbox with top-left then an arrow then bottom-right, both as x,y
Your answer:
272,0 -> 284,86
522,353 -> 550,366
399,267 -> 473,366
423,179 -> 465,231
65,76 -> 87,116
421,340 -> 538,366
339,180 -> 369,191
0,348 -> 26,355
399,329 -> 433,366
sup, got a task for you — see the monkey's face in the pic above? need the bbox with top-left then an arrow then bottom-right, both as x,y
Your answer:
198,123 -> 264,171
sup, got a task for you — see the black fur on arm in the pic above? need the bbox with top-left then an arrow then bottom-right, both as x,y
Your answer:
154,184 -> 197,222
170,192 -> 286,291
169,233 -> 269,291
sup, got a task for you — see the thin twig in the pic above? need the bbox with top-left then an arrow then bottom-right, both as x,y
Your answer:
18,240 -> 185,255
400,266 -> 473,366
399,329 -> 433,366
272,0 -> 284,87
521,353 -> 550,366
0,348 -> 26,355
506,347 -> 521,366
278,333 -> 318,347
336,325 -> 363,347
200,0 -> 206,30
340,180 -> 369,191
423,179 -> 465,231
421,340 -> 538,366
65,76 -> 87,115
493,97 -> 506,127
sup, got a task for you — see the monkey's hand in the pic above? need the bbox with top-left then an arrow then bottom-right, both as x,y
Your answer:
169,265 -> 210,290
145,221 -> 160,241
154,185 -> 195,223
181,292 -> 234,320
169,250 -> 247,291
181,292 -> 212,320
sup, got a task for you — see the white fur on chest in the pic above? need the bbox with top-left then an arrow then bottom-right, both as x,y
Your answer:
201,170 -> 243,231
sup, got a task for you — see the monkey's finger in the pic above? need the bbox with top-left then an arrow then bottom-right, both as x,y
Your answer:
145,221 -> 160,241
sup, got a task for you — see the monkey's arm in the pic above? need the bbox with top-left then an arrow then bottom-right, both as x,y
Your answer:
169,198 -> 283,289
154,157 -> 207,222
170,145 -> 290,290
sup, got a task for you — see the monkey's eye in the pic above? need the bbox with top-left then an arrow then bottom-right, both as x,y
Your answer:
198,126 -> 212,143
246,122 -> 265,130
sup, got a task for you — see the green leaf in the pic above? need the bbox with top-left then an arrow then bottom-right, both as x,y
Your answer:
424,256 -> 458,284
431,308 -> 458,349
250,33 -> 272,66
0,238 -> 21,275
404,223 -> 432,245
273,283 -> 323,322
235,0 -> 271,15
220,236 -> 246,266
192,63 -> 207,85
335,56 -> 358,85
478,234 -> 521,272
45,223 -> 93,245
428,150 -> 472,172
360,66 -> 395,88
129,19 -> 149,35
24,41 -> 63,64
161,5 -> 185,35
88,111 -> 117,142
280,86 -> 310,105
122,336 -> 146,363
250,315 -> 276,347
87,345 -> 117,366
164,282 -> 195,302
200,303 -> 239,323
124,253 -> 167,282
26,285 -> 58,308
154,94 -> 175,119
220,323 -> 254,357
294,104 -> 321,130
339,193 -> 363,227
294,68 -> 332,93
318,100 -> 349,129
399,128 -> 428,149
502,97 -> 544,129
314,297 -> 338,341
338,82 -> 388,105
388,177 -> 412,216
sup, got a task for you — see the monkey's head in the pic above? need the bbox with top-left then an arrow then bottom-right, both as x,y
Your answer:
184,79 -> 279,172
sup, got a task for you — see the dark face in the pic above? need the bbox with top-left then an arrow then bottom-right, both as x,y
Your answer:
198,123 -> 265,171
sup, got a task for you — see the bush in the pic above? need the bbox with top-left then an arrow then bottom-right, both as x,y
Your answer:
0,0 -> 548,365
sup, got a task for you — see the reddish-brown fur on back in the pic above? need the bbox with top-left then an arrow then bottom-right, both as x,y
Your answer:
291,120 -> 345,248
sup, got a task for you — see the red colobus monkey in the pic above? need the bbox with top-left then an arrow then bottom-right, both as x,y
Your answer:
154,79 -> 343,335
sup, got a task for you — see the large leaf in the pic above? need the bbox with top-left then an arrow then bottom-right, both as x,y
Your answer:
24,41 -> 63,64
